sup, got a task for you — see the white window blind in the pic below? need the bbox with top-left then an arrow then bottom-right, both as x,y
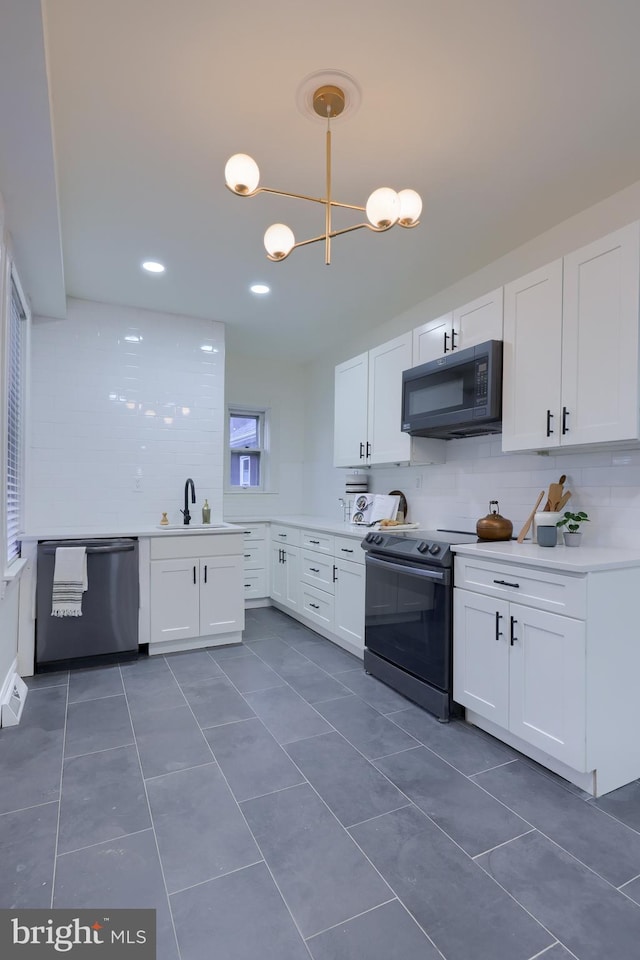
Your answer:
6,277 -> 26,564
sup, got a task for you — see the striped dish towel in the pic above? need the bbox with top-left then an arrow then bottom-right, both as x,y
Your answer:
51,546 -> 88,617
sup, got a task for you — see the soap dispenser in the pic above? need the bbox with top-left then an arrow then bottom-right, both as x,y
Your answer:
202,499 -> 211,524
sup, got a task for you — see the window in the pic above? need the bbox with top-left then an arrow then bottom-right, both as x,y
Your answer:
5,271 -> 27,565
228,408 -> 266,490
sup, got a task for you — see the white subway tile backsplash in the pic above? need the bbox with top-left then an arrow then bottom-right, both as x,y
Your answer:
28,299 -> 225,529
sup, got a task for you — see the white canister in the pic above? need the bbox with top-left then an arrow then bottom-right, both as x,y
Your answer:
533,511 -> 563,545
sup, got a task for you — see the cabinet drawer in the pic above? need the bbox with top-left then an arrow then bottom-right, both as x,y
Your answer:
243,570 -> 268,599
334,536 -> 364,564
302,530 -> 334,554
301,584 -> 334,630
454,556 -> 586,618
150,534 -> 243,561
241,524 -> 268,541
270,524 -> 301,547
242,542 -> 267,570
301,551 -> 335,593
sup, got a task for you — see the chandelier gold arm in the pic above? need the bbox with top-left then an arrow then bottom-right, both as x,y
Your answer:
265,220 -> 396,261
225,183 -> 366,212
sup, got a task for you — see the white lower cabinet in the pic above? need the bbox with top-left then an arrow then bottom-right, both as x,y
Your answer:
453,552 -> 640,797
270,525 -> 365,657
149,534 -> 245,652
454,589 -> 585,769
240,523 -> 269,601
270,543 -> 300,611
333,556 -> 366,649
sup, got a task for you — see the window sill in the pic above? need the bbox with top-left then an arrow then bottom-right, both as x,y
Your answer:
225,489 -> 279,495
3,558 -> 27,582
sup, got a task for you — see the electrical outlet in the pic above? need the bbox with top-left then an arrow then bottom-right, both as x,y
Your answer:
133,476 -> 142,492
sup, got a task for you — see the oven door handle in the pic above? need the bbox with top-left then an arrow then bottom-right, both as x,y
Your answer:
366,555 -> 446,582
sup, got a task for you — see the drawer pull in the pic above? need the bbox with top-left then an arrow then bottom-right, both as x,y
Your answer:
244,583 -> 251,588
495,611 -> 503,641
244,530 -> 252,535
309,602 -> 320,610
510,616 -> 518,646
193,565 -> 197,585
493,579 -> 520,588
204,564 -> 207,584
341,547 -> 354,554
309,539 -> 320,545
310,567 -> 320,573
278,533 -> 287,538
244,554 -> 251,558
333,564 -> 338,582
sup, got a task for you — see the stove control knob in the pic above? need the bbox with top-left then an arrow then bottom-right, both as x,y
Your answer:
365,533 -> 376,542
375,535 -> 385,545
429,544 -> 441,555
417,541 -> 430,553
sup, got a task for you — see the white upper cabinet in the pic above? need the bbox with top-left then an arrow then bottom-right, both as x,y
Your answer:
503,221 -> 640,452
367,333 -> 413,465
413,288 -> 503,365
561,223 -> 640,446
334,352 -> 369,467
334,333 -> 444,467
412,312 -> 454,365
502,260 -> 563,451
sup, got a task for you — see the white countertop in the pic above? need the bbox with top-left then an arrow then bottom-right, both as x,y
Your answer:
268,515 -> 369,538
21,522 -> 244,541
452,540 -> 640,573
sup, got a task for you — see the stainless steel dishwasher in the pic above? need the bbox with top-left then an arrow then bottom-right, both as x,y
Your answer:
36,538 -> 139,670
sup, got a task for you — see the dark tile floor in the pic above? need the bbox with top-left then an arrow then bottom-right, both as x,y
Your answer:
2,606 -> 640,960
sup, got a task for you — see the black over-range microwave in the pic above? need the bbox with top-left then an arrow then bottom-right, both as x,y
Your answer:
401,339 -> 503,439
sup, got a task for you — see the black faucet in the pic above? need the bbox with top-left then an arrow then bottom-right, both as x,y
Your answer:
181,478 -> 196,525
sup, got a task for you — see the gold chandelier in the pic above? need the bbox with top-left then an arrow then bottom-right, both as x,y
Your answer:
224,83 -> 422,265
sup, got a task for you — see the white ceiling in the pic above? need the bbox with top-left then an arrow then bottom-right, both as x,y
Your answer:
3,0 -> 640,361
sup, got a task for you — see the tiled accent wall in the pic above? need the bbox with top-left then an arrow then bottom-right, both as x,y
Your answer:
28,298 -> 225,529
306,432 -> 640,549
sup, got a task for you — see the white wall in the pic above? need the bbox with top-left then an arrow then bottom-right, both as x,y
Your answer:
303,178 -> 640,548
28,298 -> 225,529
223,352 -> 306,519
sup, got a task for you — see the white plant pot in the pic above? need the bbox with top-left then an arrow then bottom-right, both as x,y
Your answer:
563,531 -> 582,547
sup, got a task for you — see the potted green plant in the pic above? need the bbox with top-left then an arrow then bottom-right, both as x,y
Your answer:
556,510 -> 589,547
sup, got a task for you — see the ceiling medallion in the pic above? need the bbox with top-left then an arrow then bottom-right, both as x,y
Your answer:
224,79 -> 422,265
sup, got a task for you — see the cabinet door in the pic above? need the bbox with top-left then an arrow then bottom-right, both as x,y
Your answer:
508,603 -> 586,770
270,543 -> 286,603
283,546 -> 300,610
199,555 -> 245,636
334,352 -> 369,467
412,313 -> 453,364
453,589 -> 509,726
453,287 -> 503,352
334,557 -> 365,650
367,333 -> 412,464
562,222 -> 640,446
502,260 -> 563,452
150,558 -> 199,645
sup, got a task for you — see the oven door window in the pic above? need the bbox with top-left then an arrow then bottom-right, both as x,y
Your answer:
365,556 -> 450,691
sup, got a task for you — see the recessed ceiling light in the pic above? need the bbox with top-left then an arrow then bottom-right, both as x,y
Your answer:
124,334 -> 142,343
142,260 -> 165,274
200,344 -> 220,353
250,283 -> 270,295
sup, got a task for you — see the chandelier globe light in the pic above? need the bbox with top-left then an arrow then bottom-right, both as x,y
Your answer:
224,78 -> 421,265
